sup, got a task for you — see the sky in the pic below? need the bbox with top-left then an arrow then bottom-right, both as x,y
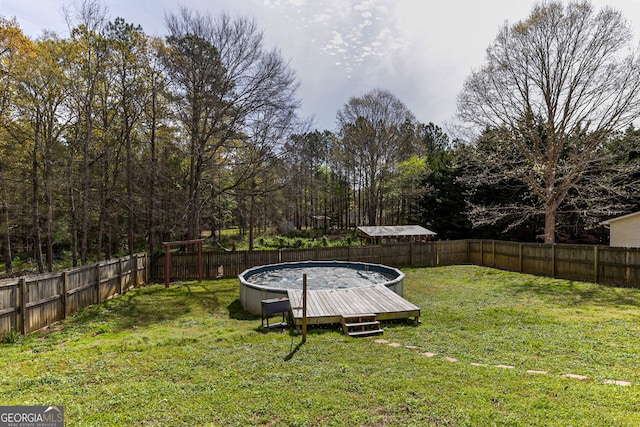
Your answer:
2,0 -> 640,134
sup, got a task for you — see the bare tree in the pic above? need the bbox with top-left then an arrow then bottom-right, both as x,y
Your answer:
457,1 -> 640,243
163,8 -> 300,240
65,0 -> 110,264
336,88 -> 417,226
0,17 -> 30,273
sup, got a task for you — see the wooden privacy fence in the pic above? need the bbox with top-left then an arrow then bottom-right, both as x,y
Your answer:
8,239 -> 637,337
469,240 -> 640,287
153,239 -> 640,289
0,253 -> 148,336
151,241 -> 471,282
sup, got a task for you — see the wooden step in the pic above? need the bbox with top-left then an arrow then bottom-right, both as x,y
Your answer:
342,314 -> 377,322
344,321 -> 380,328
347,328 -> 384,337
341,313 -> 383,337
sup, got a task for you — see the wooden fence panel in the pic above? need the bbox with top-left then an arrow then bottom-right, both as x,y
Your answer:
0,254 -> 147,337
25,275 -> 64,333
439,241 -> 470,266
280,249 -> 310,263
493,241 -> 520,272
100,260 -> 120,301
599,247 -> 629,285
522,244 -> 553,276
627,248 -> 640,286
554,245 -> 595,282
467,240 -> 483,265
347,245 -> 382,264
411,243 -> 438,267
121,257 -> 135,292
381,244 -> 412,267
316,246 -> 351,261
66,266 -> 98,314
209,252 -> 243,278
0,279 -> 19,335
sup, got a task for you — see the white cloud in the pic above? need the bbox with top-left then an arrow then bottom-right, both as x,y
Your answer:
6,0 -> 640,131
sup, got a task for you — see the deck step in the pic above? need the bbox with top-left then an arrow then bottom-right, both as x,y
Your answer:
341,314 -> 383,338
344,321 -> 380,328
347,328 -> 384,337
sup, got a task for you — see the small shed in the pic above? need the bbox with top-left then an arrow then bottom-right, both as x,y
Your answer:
358,225 -> 437,244
600,212 -> 640,248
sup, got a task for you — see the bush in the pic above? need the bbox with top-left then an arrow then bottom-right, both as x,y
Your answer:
1,329 -> 21,344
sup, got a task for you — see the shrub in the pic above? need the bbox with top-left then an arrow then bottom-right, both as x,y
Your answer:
1,329 -> 21,344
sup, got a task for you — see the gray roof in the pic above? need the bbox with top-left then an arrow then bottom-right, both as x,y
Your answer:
357,225 -> 437,237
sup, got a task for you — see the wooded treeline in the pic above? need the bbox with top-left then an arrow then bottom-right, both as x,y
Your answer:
0,3 -> 310,272
2,0 -> 640,275
0,2 -> 459,271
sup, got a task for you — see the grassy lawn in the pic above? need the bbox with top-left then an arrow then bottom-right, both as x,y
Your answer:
2,265 -> 640,426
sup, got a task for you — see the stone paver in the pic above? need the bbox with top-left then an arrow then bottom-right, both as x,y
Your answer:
562,373 -> 589,380
371,338 -> 632,386
604,379 -> 632,386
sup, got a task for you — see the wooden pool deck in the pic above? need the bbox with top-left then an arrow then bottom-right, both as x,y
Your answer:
286,286 -> 420,328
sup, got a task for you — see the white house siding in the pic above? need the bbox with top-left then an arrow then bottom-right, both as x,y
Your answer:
606,213 -> 640,248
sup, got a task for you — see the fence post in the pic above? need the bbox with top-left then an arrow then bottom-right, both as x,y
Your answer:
492,240 -> 496,267
19,277 -> 27,335
594,246 -> 599,283
410,243 -> 414,267
480,241 -> 484,266
61,272 -> 68,320
133,254 -> 139,287
118,258 -> 124,295
626,249 -> 632,286
141,254 -> 147,284
96,263 -> 101,304
519,243 -> 523,273
551,244 -> 556,277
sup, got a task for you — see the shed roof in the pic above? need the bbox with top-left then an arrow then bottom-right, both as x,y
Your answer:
357,225 -> 437,237
600,211 -> 640,226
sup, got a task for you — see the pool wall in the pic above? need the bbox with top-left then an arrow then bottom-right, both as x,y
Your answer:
238,260 -> 405,315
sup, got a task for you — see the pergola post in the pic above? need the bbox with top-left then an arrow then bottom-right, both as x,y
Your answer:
163,239 -> 204,288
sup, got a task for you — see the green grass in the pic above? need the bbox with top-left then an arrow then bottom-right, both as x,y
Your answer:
2,265 -> 640,426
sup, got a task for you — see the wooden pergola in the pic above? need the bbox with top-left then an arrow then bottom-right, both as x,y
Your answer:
162,239 -> 203,288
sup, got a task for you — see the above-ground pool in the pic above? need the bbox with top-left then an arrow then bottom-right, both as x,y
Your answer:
238,260 -> 405,314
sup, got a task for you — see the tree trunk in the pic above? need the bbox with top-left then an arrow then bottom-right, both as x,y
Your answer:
0,159 -> 12,274
248,180 -> 256,251
44,148 -> 54,272
544,202 -> 557,244
32,123 -> 44,274
68,154 -> 78,267
81,111 -> 92,265
148,88 -> 158,256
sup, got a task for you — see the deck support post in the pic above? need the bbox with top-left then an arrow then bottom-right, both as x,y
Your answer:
302,274 -> 307,342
